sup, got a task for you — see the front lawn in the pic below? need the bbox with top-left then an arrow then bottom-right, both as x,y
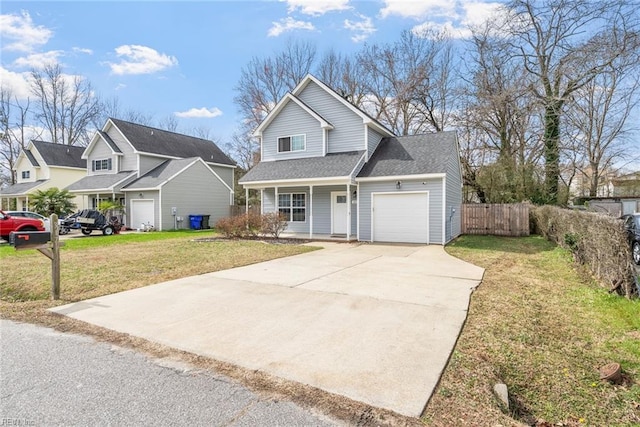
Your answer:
0,230 -> 316,320
424,235 -> 640,426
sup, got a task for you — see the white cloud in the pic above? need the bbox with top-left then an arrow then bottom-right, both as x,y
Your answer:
0,11 -> 53,52
282,0 -> 350,16
380,0 -> 456,19
462,1 -> 507,28
72,47 -> 93,55
0,66 -> 32,100
344,15 -> 376,43
174,107 -> 223,119
412,21 -> 472,39
12,50 -> 64,69
108,45 -> 178,75
115,83 -> 127,91
268,17 -> 315,37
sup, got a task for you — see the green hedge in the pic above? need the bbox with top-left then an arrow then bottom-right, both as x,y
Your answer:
531,205 -> 637,298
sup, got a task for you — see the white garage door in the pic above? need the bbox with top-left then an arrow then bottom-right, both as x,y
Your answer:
130,199 -> 155,230
372,192 -> 429,244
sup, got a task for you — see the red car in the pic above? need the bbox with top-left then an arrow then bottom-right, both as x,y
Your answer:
0,210 -> 46,242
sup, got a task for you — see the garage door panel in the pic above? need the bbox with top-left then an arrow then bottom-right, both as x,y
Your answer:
372,192 -> 428,244
131,200 -> 154,230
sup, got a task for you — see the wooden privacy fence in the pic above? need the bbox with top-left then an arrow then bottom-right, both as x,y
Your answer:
462,203 -> 530,236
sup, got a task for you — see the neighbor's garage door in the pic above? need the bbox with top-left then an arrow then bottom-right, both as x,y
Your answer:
130,199 -> 155,229
372,192 -> 429,244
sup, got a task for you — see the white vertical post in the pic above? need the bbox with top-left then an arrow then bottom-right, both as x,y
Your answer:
274,187 -> 279,215
309,185 -> 313,240
260,189 -> 264,215
245,187 -> 249,214
346,183 -> 351,241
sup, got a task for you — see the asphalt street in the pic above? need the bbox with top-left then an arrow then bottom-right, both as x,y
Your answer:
0,319 -> 338,426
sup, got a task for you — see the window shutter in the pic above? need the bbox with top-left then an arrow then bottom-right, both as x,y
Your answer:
108,158 -> 112,170
92,160 -> 95,171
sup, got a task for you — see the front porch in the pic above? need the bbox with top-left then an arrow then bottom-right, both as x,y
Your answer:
243,182 -> 359,241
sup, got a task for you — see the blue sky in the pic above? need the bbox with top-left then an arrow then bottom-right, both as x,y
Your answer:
1,0 -> 505,143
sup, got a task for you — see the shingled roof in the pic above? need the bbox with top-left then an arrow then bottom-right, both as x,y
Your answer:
357,131 -> 458,178
66,171 -> 137,192
32,141 -> 86,169
0,180 -> 48,196
109,118 -> 235,166
123,158 -> 212,190
239,151 -> 365,184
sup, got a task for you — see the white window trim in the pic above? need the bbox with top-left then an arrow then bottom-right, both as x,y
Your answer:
22,170 -> 30,179
277,134 -> 306,153
278,192 -> 306,222
93,158 -> 112,171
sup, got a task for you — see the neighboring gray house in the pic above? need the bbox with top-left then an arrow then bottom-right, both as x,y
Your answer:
0,141 -> 86,211
67,118 -> 235,230
239,74 -> 462,244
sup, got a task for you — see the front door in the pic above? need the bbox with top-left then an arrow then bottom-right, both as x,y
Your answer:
331,191 -> 348,234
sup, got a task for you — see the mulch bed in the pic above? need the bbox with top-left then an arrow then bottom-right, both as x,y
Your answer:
192,236 -> 311,245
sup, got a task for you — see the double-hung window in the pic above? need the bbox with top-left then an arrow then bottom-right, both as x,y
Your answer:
277,134 -> 305,153
21,171 -> 30,179
278,193 -> 306,222
92,158 -> 112,171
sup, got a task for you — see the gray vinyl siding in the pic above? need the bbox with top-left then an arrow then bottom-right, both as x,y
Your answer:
107,124 -> 137,171
358,178 -> 444,244
210,164 -> 234,189
261,101 -> 324,161
139,155 -> 166,176
262,185 -> 355,235
160,161 -> 232,231
367,127 -> 384,160
87,139 -> 115,176
297,81 -> 365,154
445,151 -> 463,243
126,190 -> 159,230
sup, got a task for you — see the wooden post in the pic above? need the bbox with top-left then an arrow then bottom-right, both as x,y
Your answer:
50,214 -> 60,299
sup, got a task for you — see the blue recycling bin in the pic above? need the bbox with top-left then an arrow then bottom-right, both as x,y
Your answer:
189,215 -> 203,230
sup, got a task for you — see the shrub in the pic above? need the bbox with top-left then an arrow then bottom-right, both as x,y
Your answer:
214,212 -> 288,239
260,212 -> 288,239
531,205 -> 637,298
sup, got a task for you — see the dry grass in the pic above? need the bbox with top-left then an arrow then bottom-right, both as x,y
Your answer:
0,232 -> 315,319
424,235 -> 640,426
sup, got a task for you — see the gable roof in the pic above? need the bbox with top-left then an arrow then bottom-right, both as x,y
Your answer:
122,157 -> 233,192
239,151 -> 365,185
0,179 -> 48,196
292,75 -> 395,138
357,131 -> 459,178
253,93 -> 334,137
97,131 -> 123,153
66,171 -> 137,193
24,150 -> 40,167
108,118 -> 235,166
31,141 -> 86,169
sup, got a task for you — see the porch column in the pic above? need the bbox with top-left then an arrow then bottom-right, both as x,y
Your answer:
25,195 -> 29,210
309,185 -> 313,239
346,183 -> 351,241
245,188 -> 249,214
260,189 -> 264,215
274,187 -> 279,215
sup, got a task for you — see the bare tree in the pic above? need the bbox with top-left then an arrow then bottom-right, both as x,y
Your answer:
357,30 -> 456,135
157,114 -> 179,132
506,0 -> 640,203
30,63 -> 101,146
234,39 -> 317,134
460,27 -> 545,202
97,97 -> 155,128
565,61 -> 640,196
0,88 -> 40,185
316,49 -> 368,107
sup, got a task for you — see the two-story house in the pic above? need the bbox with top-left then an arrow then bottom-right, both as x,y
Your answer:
66,118 -> 235,230
0,140 -> 86,211
239,74 -> 463,244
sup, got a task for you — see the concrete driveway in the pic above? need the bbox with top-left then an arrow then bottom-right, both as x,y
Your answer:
51,242 -> 484,417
